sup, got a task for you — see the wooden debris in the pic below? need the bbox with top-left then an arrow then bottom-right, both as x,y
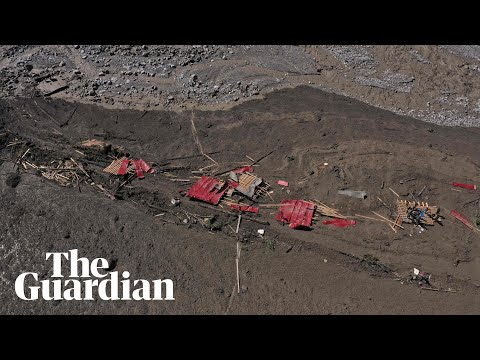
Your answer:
236,215 -> 242,233
190,111 -> 218,165
355,214 -> 390,223
162,151 -> 221,162
396,200 -> 439,226
377,196 -> 391,211
258,203 -> 295,208
389,187 -> 400,197
34,100 -> 61,126
169,179 -> 191,182
250,149 -> 275,166
421,287 -> 457,293
418,185 -> 427,197
13,148 -> 30,168
103,157 -> 130,175
311,199 -> 347,219
372,211 -> 405,229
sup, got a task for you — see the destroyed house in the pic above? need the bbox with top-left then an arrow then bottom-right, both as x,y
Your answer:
186,176 -> 229,205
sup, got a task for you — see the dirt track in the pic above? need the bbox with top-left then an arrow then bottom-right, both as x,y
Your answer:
1,85 -> 479,314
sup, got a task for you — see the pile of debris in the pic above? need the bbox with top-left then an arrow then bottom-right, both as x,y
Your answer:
103,157 -> 155,179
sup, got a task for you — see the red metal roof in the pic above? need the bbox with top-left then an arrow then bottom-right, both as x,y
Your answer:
229,204 -> 259,213
323,219 -> 356,227
133,160 -> 145,179
186,176 -> 229,205
233,166 -> 253,174
277,200 -> 316,229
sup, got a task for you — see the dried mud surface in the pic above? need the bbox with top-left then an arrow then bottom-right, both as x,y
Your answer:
1,85 -> 479,314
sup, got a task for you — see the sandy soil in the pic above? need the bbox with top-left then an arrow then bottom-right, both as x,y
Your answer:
1,85 -> 479,314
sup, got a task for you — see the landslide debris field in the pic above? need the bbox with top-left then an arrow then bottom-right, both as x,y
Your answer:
1,85 -> 479,314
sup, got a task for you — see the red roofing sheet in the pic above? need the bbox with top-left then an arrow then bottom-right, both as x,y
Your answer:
133,160 -> 145,179
323,219 -> 356,228
452,182 -> 476,190
229,204 -> 259,214
138,159 -> 154,174
233,166 -> 253,174
186,176 -> 229,205
277,200 -> 316,229
118,158 -> 130,175
450,210 -> 473,228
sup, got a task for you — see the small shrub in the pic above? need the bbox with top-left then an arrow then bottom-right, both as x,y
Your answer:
264,237 -> 276,251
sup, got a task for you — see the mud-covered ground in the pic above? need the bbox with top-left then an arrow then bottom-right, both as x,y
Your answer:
2,45 -> 480,127
1,85 -> 479,314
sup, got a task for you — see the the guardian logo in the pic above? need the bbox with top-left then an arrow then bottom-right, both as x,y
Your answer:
15,249 -> 175,301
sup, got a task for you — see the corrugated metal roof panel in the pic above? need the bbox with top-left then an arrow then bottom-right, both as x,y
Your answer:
186,176 -> 229,205
277,200 -> 315,229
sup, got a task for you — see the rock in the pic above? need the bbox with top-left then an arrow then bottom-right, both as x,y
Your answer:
59,61 -> 66,67
73,45 -> 80,49
89,90 -> 96,96
167,95 -> 174,100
